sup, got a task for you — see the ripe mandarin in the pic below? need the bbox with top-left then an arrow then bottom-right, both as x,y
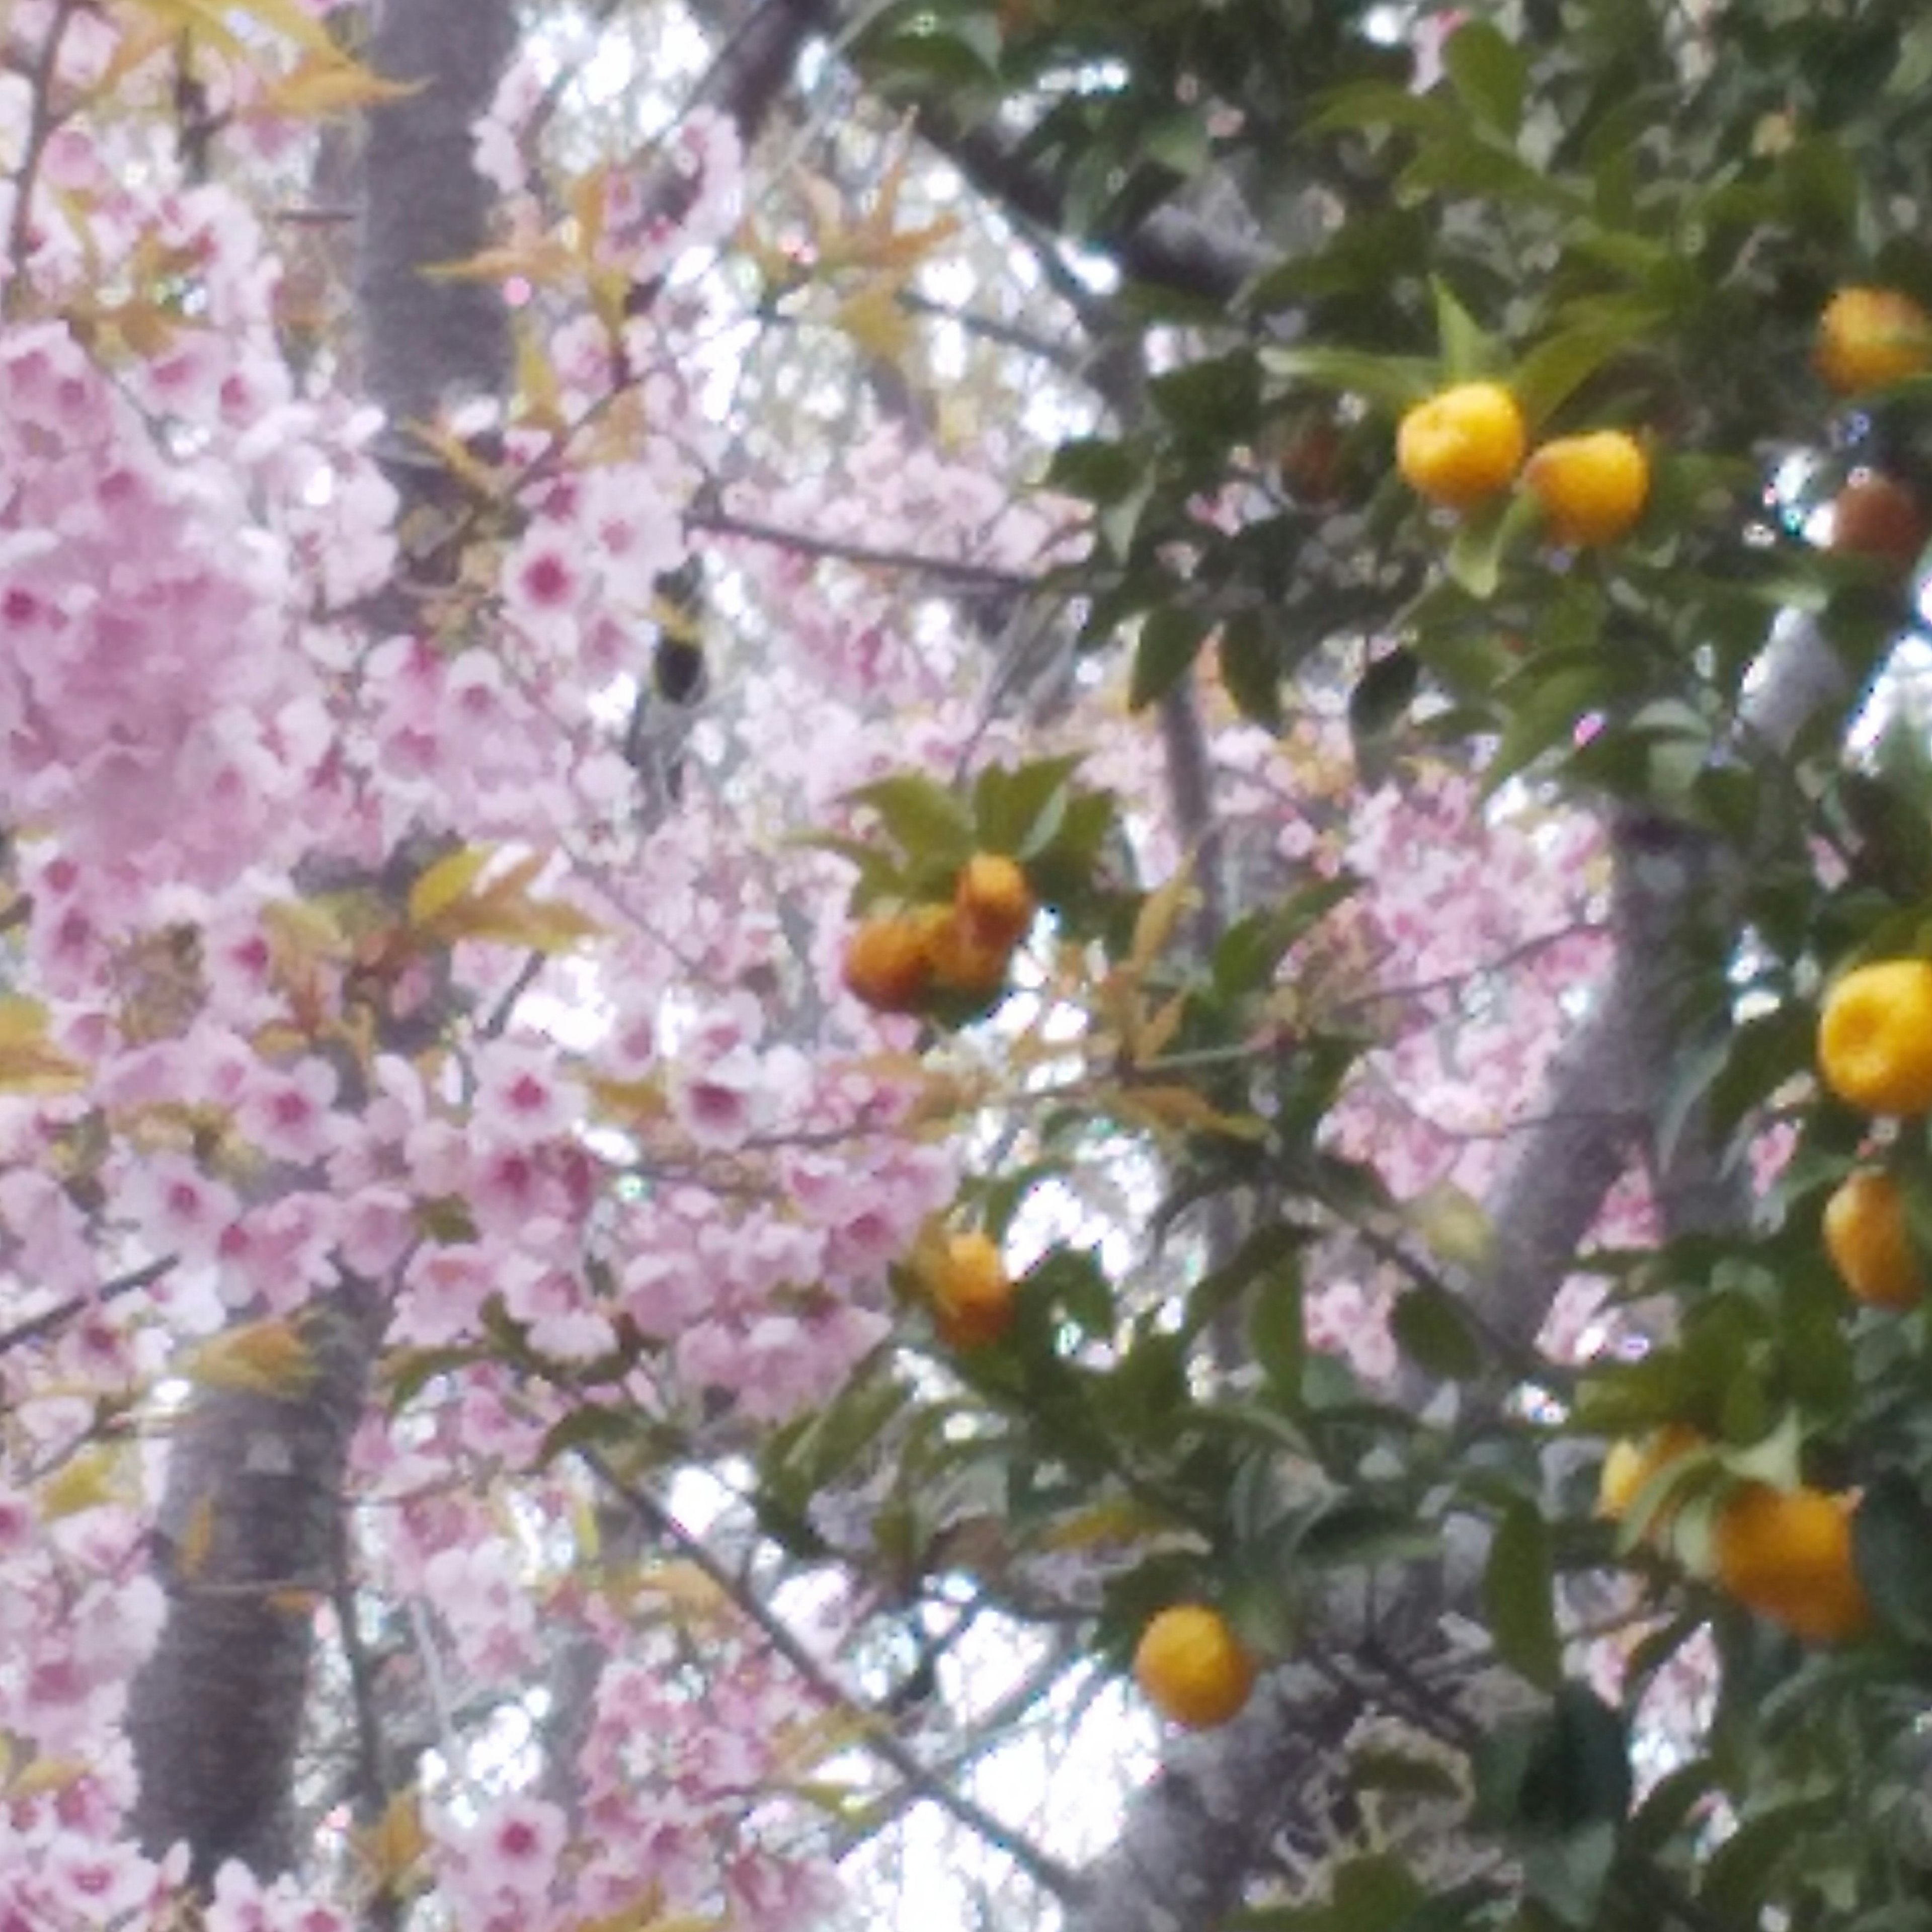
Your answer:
1818,959 -> 1932,1115
1524,430 -> 1650,546
920,906 -> 1011,998
1714,1483 -> 1870,1644
1816,287 -> 1932,395
1396,382 -> 1527,511
955,853 -> 1036,952
927,1231 -> 1016,1348
1823,1169 -> 1925,1310
842,916 -> 932,1014
1831,473 -> 1928,579
1133,1604 -> 1256,1729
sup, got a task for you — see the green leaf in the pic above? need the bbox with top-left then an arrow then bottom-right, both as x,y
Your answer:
1219,610 -> 1285,727
1431,276 -> 1494,384
1391,1283 -> 1485,1382
1211,875 -> 1356,1000
1141,110 -> 1211,180
1349,649 -> 1420,783
844,774 -> 975,860
1246,1245 -> 1306,1409
1443,492 -> 1524,600
1261,345 -> 1439,413
1521,1820 -> 1618,1928
1890,18 -> 1932,95
1028,1246 -> 1115,1340
972,754 -> 1086,859
1130,605 -> 1213,710
1326,1854 -> 1426,1932
1484,662 -> 1605,794
1484,1499 -> 1562,1689
1853,1474 -> 1932,1644
1442,19 -> 1526,139
1514,327 -> 1631,428
1149,351 -> 1263,446
1041,436 -> 1143,503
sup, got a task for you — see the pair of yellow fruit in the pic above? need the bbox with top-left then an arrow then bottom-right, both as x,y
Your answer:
1817,958 -> 1932,1312
842,854 -> 1036,1015
1598,1430 -> 1870,1645
1397,383 -> 1648,543
1394,287 -> 1932,545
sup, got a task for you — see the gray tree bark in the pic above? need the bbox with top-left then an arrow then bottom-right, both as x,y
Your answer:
126,0 -> 514,1881
1060,623 -> 1852,1932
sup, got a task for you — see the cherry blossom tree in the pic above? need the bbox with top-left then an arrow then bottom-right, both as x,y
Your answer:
2,3 -> 1930,1930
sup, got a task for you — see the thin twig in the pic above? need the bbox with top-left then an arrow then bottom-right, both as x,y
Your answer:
688,502 -> 1043,590
578,1446 -> 1088,1907
4,0 -> 80,315
0,1253 -> 179,1357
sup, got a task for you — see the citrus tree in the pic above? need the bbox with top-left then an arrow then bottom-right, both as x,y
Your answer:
5,2 -> 1932,1931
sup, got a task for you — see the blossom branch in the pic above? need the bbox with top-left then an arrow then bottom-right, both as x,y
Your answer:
577,1446 -> 1089,1908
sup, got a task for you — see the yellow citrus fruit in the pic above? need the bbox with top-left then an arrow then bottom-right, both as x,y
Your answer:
919,906 -> 1011,998
1818,959 -> 1932,1115
1823,1169 -> 1925,1310
955,853 -> 1036,952
1816,287 -> 1932,395
1831,472 -> 1928,578
1597,1423 -> 1704,1535
1133,1604 -> 1256,1729
926,1231 -> 1015,1348
841,916 -> 933,1014
1396,382 -> 1527,511
1714,1483 -> 1870,1644
1523,430 -> 1650,546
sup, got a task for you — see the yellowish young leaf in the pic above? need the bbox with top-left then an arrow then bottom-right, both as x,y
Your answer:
176,1492 -> 218,1581
408,844 -> 496,929
1110,1083 -> 1265,1141
41,1442 -> 136,1520
414,850 -> 603,954
128,0 -> 341,58
9,1755 -> 87,1801
515,321 -> 568,432
406,421 -> 508,499
420,240 -> 577,288
587,1074 -> 669,1122
262,53 -> 426,119
1127,988 -> 1190,1066
355,1787 -> 429,1890
0,996 -> 86,1096
831,275 -> 914,368
638,1559 -> 733,1621
1128,860 -> 1196,979
186,1318 -> 318,1399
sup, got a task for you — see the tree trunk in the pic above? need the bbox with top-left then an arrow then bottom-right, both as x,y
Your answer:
126,0 -> 514,1880
1060,621 -> 1851,1932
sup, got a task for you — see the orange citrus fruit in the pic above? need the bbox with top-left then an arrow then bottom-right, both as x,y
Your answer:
1823,1169 -> 1925,1310
955,853 -> 1036,952
1830,472 -> 1928,578
1396,382 -> 1527,511
1524,430 -> 1650,546
1133,1604 -> 1256,1728
842,916 -> 933,1014
1597,1423 -> 1704,1536
919,906 -> 1011,998
1714,1483 -> 1870,1644
1818,959 -> 1932,1115
926,1231 -> 1016,1348
1816,287 -> 1932,395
